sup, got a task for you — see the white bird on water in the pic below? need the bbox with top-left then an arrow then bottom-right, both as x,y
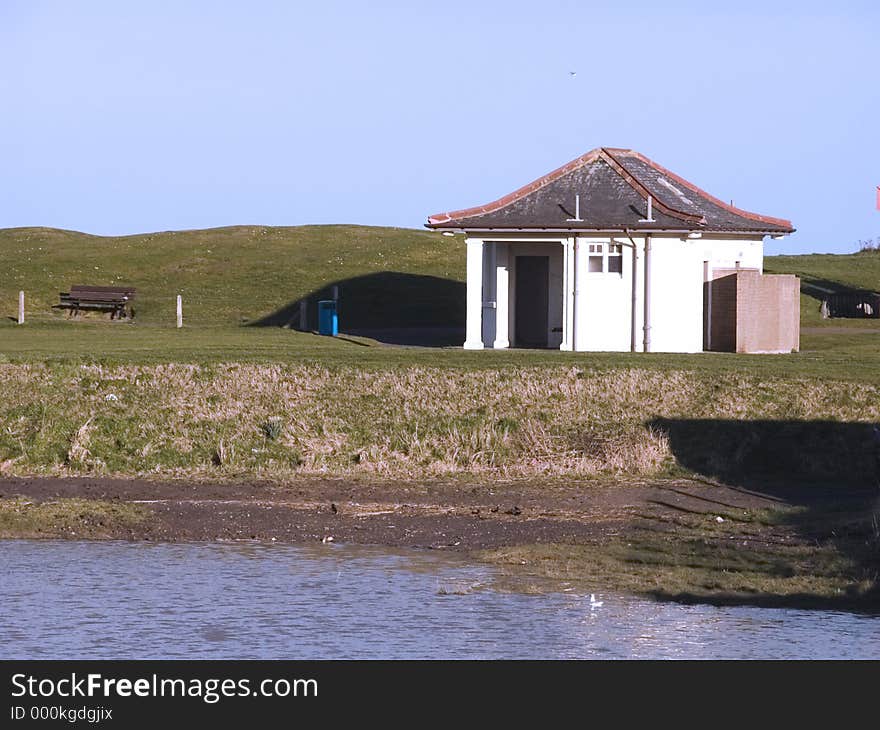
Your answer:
589,594 -> 603,608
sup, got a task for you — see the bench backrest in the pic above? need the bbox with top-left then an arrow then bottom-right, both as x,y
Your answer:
70,285 -> 136,297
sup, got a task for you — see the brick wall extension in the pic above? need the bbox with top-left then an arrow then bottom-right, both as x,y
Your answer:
705,269 -> 800,353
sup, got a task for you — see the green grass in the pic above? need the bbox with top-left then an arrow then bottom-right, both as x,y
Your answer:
0,224 -> 464,327
1,224 -> 880,481
0,497 -> 149,539
482,512 -> 879,608
766,250 -> 880,327
0,226 -> 878,382
0,226 -> 880,380
2,320 -> 880,382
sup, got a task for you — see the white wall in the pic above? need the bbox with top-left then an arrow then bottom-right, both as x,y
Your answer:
648,237 -> 705,353
573,234 -> 763,353
575,237 -> 633,352
702,238 -> 763,273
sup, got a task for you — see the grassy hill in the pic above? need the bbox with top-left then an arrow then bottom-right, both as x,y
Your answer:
1,226 -> 878,368
3,223 -> 877,330
0,225 -> 464,327
765,251 -> 880,327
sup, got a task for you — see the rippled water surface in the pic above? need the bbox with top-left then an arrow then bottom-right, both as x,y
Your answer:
2,540 -> 878,659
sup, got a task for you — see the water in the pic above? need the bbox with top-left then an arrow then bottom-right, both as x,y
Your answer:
2,540 -> 878,659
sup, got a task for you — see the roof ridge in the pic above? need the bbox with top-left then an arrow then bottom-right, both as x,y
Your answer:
427,148 -> 604,225
599,148 -> 706,226
628,150 -> 794,230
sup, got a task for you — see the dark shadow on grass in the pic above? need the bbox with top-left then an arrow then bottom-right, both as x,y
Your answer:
644,418 -> 880,612
334,335 -> 371,347
249,271 -> 465,347
766,270 -> 880,319
651,418 -> 878,494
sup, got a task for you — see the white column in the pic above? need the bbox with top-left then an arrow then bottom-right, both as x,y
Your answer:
572,237 -> 579,351
493,243 -> 509,349
643,234 -> 652,353
560,238 -> 575,351
464,238 -> 484,349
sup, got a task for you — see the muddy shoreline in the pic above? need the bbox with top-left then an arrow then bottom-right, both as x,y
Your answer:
0,475 -> 790,548
2,475 -> 877,611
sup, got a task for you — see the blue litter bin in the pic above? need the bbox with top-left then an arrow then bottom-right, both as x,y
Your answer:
318,299 -> 338,336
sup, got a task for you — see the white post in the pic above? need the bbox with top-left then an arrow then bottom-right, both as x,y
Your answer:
18,291 -> 24,325
493,243 -> 509,349
299,299 -> 308,330
176,295 -> 183,328
464,238 -> 484,349
630,241 -> 639,352
643,235 -> 652,353
704,261 -> 713,352
572,237 -> 579,351
560,238 -> 575,351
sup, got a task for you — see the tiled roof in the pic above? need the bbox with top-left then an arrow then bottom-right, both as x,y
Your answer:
426,148 -> 794,234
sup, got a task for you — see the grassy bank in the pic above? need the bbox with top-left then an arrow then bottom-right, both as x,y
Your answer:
0,362 -> 877,482
483,498 -> 880,609
0,497 -> 149,539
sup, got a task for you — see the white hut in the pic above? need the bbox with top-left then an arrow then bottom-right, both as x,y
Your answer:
427,147 -> 798,354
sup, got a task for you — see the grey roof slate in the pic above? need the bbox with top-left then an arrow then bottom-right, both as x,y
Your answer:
427,148 -> 794,234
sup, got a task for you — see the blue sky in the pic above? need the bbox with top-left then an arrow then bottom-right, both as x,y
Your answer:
1,0 -> 877,253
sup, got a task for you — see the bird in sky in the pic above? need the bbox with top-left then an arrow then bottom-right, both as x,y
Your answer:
569,71 -> 577,77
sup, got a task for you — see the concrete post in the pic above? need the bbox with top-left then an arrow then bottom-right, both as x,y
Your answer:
643,235 -> 652,353
464,238 -> 484,349
560,238 -> 575,351
176,295 -> 183,328
18,291 -> 24,325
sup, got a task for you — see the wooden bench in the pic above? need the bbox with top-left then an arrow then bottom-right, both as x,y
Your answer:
57,285 -> 137,320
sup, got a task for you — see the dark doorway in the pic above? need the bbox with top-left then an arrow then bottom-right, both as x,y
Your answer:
515,256 -> 549,348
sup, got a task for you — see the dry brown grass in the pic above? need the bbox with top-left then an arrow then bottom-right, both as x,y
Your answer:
0,362 -> 878,480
